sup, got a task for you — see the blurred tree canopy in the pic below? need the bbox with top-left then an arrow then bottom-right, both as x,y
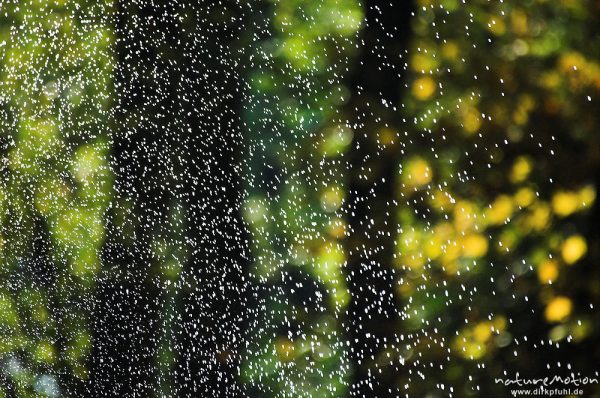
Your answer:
240,0 -> 600,396
0,1 -> 113,396
386,0 -> 600,396
1,0 -> 599,397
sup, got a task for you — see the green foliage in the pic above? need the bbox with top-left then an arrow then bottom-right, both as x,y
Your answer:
240,0 -> 362,396
1,0 -> 600,396
242,0 -> 600,396
389,0 -> 600,395
0,1 -> 114,395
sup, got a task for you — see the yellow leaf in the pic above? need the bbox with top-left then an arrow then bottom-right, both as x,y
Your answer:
412,76 -> 436,100
514,187 -> 535,208
402,157 -> 433,189
486,195 -> 514,225
473,322 -> 493,343
462,234 -> 488,258
545,296 -> 572,323
561,235 -> 587,265
487,16 -> 506,36
510,156 -> 532,184
537,260 -> 559,283
552,191 -> 579,217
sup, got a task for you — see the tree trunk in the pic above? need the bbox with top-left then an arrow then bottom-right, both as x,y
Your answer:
345,1 -> 414,396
